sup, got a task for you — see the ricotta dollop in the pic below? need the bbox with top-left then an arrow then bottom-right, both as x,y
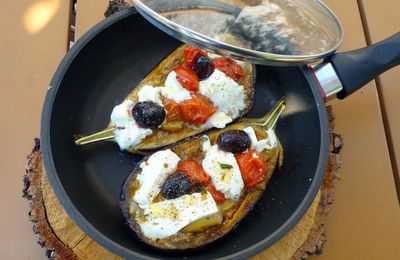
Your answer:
202,145 -> 244,200
110,100 -> 153,150
138,192 -> 219,239
199,69 -> 246,119
137,85 -> 163,105
133,149 -> 181,209
160,71 -> 191,103
243,127 -> 278,152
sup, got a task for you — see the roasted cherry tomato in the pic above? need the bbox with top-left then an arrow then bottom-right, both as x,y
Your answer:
180,93 -> 217,125
204,182 -> 225,204
235,150 -> 267,188
213,57 -> 244,81
183,46 -> 206,68
174,66 -> 199,91
177,160 -> 210,185
163,98 -> 182,122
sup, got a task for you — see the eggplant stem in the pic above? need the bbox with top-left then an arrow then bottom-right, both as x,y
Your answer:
239,97 -> 286,129
259,97 -> 286,129
74,128 -> 115,146
74,98 -> 285,147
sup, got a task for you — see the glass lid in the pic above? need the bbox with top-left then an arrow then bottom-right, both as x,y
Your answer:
132,0 -> 344,66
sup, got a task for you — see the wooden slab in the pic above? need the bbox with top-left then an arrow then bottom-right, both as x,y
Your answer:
0,0 -> 70,259
360,0 -> 400,198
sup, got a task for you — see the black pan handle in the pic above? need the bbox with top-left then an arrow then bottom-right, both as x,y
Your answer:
329,32 -> 400,99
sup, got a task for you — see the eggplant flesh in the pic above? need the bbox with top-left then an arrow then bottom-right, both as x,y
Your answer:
75,44 -> 256,153
120,100 -> 284,250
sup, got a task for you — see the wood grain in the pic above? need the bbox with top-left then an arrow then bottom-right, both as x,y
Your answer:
312,1 -> 400,259
360,0 -> 400,200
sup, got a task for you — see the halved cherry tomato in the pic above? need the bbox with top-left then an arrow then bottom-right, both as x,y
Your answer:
204,182 -> 225,204
174,66 -> 199,91
235,150 -> 267,188
163,98 -> 182,122
180,93 -> 217,125
177,160 -> 210,185
213,57 -> 244,81
183,46 -> 206,68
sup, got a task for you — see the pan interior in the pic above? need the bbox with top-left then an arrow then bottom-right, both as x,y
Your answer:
46,10 -> 325,259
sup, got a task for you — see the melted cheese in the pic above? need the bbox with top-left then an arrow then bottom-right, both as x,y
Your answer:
160,71 -> 191,103
133,149 -> 181,209
137,85 -> 163,106
202,111 -> 233,129
199,69 -> 246,118
138,192 -> 219,239
110,100 -> 153,150
202,145 -> 244,200
243,127 -> 278,152
202,135 -> 212,153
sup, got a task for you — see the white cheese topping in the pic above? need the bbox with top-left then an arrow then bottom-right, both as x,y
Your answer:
133,149 -> 181,209
243,127 -> 278,153
137,85 -> 163,106
266,129 -> 278,148
199,69 -> 246,118
202,135 -> 212,153
202,145 -> 244,200
201,111 -> 233,129
110,100 -> 153,150
160,71 -> 191,103
138,192 -> 219,239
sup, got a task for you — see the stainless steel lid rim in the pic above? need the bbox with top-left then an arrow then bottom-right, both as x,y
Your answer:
133,0 -> 344,65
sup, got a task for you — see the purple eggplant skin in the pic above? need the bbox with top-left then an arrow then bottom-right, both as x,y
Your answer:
120,123 -> 281,251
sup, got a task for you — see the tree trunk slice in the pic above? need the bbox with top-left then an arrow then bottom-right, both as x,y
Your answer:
23,107 -> 342,260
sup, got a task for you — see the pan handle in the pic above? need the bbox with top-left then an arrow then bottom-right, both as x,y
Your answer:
328,32 -> 400,99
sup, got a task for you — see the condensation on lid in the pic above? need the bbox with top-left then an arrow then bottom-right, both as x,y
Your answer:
133,0 -> 343,65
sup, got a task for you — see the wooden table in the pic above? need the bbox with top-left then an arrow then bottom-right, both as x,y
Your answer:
1,1 -> 399,259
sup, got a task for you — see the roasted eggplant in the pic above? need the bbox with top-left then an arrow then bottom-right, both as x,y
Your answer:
120,99 -> 285,250
75,45 -> 255,153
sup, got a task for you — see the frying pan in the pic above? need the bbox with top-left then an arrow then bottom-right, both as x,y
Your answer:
41,7 -> 400,259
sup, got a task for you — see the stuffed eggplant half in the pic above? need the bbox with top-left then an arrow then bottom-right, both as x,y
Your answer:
120,99 -> 285,250
75,45 -> 255,153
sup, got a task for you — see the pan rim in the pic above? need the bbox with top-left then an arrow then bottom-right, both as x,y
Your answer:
41,7 -> 329,260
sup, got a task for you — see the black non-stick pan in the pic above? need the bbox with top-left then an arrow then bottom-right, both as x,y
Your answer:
41,7 -> 400,259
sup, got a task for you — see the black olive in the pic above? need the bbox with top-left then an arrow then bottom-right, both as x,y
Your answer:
132,101 -> 166,129
192,55 -> 214,80
217,130 -> 251,154
161,173 -> 191,199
